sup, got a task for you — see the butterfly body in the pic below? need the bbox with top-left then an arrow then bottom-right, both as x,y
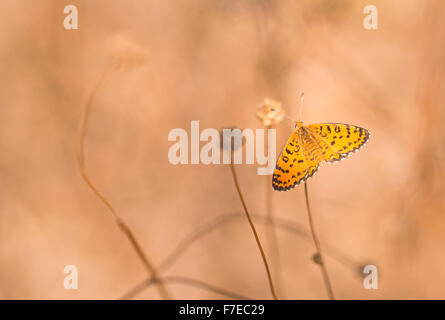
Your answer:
272,122 -> 370,191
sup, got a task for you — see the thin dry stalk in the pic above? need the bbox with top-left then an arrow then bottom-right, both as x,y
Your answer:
304,182 -> 335,300
122,211 -> 369,299
264,131 -> 285,298
229,161 -> 278,300
158,212 -> 362,274
77,68 -> 172,299
121,276 -> 252,300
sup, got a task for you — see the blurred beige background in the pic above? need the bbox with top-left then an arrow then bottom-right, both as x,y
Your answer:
0,0 -> 444,299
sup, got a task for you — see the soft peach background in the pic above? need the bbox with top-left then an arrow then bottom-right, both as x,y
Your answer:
0,0 -> 444,299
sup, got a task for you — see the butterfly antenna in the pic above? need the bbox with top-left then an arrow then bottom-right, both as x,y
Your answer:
298,92 -> 304,122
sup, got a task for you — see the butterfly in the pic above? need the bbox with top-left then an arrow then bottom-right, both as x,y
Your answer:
272,122 -> 370,191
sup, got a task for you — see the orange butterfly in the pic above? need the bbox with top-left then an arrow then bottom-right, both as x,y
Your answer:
272,122 -> 370,191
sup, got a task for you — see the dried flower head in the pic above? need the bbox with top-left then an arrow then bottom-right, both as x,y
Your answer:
220,126 -> 245,152
256,98 -> 285,127
107,34 -> 147,70
312,253 -> 323,265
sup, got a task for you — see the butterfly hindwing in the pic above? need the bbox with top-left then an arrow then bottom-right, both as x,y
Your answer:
272,131 -> 310,191
307,123 -> 370,162
298,133 -> 321,179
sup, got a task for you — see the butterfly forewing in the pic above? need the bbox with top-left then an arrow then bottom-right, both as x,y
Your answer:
307,123 -> 370,162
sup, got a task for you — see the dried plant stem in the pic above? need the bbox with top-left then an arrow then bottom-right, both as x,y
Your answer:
121,275 -> 252,300
304,182 -> 335,300
122,210 -> 368,299
77,68 -> 171,299
160,276 -> 250,300
265,130 -> 285,298
159,212 -> 361,274
229,162 -> 278,300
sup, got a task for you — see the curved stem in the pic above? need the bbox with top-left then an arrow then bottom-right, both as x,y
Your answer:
122,211 -> 368,299
77,67 -> 172,299
121,276 -> 252,300
304,182 -> 335,300
230,163 -> 278,300
159,212 -> 361,274
265,128 -> 285,298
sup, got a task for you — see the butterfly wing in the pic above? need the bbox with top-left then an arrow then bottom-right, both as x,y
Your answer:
307,123 -> 370,163
272,131 -> 315,191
